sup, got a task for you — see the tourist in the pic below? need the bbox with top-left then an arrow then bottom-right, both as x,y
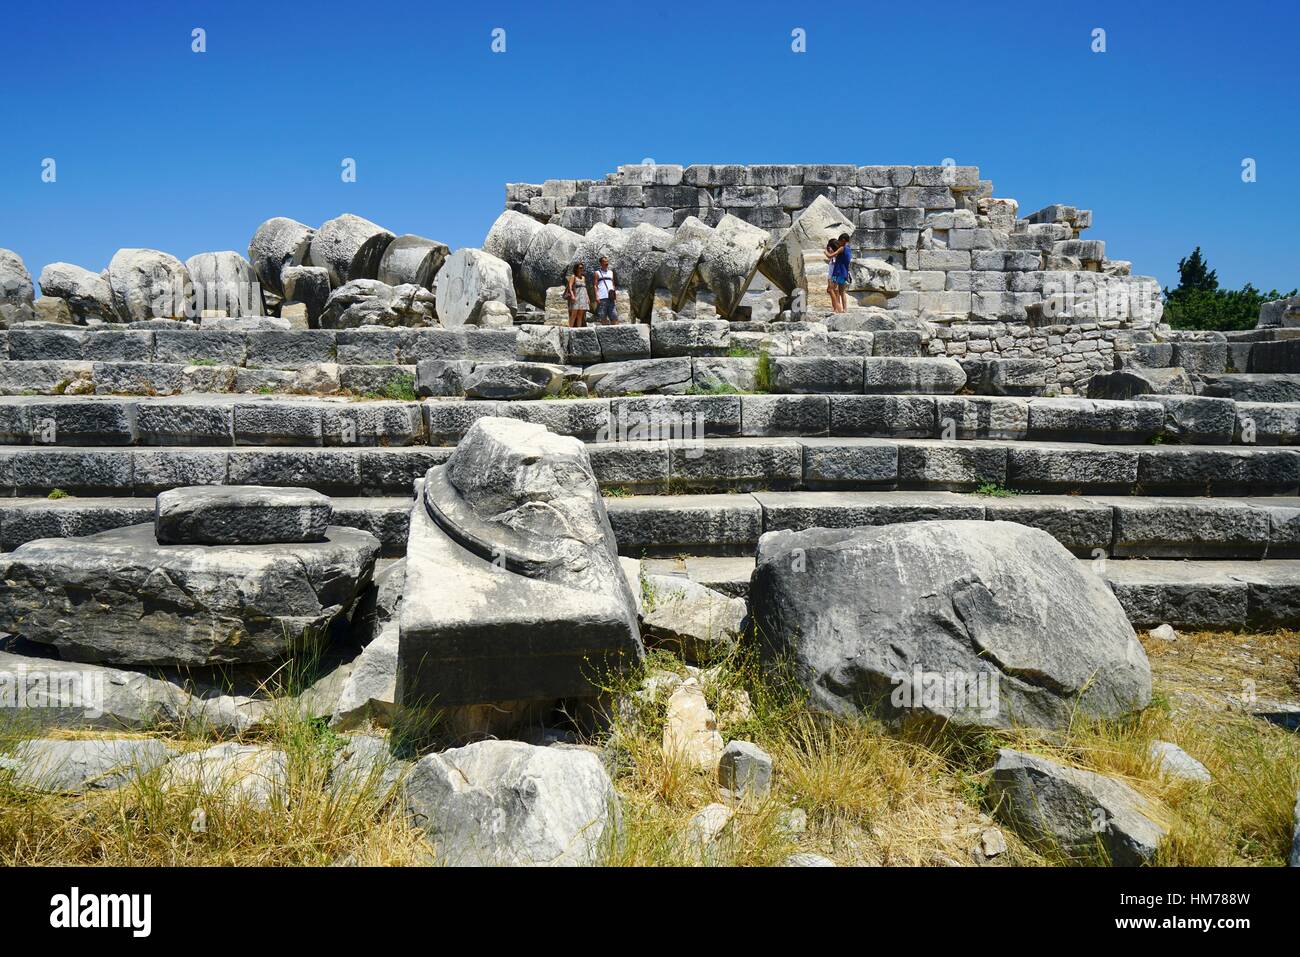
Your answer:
827,233 -> 852,312
824,239 -> 838,312
565,262 -> 589,327
593,256 -> 618,324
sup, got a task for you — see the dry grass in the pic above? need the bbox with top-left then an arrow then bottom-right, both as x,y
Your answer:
1,630 -> 1297,867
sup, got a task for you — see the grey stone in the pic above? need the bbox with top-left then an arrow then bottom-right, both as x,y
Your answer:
741,394 -> 829,436
161,742 -> 287,807
36,263 -> 116,323
862,357 -> 966,394
651,319 -> 730,357
831,395 -> 935,437
0,249 -> 36,326
697,215 -> 769,318
604,493 -> 762,554
1143,394 -> 1236,443
310,214 -> 395,288
1106,496 -> 1269,558
0,737 -> 176,793
1148,740 -> 1211,783
280,265 -> 332,326
435,248 -> 518,327
717,740 -> 773,800
799,437 -> 899,487
583,357 -> 693,396
377,234 -> 449,289
1202,374 -> 1300,403
154,485 -> 332,545
772,356 -> 863,394
462,361 -> 562,400
107,248 -> 192,321
1094,559 -> 1249,629
640,573 -> 747,662
751,521 -> 1151,729
397,418 -> 642,708
988,749 -> 1166,865
185,251 -> 263,318
320,280 -> 437,329
247,217 -> 314,297
404,739 -> 619,866
0,524 -> 378,666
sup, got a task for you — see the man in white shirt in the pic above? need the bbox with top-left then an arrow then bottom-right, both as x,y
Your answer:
593,256 -> 618,324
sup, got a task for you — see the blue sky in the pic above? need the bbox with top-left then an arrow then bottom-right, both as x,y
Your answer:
1,0 -> 1296,292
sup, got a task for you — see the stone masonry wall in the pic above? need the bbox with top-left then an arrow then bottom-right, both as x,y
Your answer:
506,163 -> 1164,394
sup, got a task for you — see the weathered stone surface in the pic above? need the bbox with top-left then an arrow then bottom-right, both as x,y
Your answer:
988,749 -> 1167,865
1088,367 -> 1194,399
482,209 -> 545,272
0,249 -> 36,326
435,248 -> 518,327
1142,394 -> 1236,444
397,418 -> 642,708
0,737 -> 176,793
750,521 -> 1151,729
663,678 -> 723,770
583,357 -> 693,396
651,319 -> 730,358
0,650 -> 269,732
772,356 -> 863,394
516,223 -> 584,309
280,265 -> 332,326
320,279 -> 437,328
862,357 -> 966,394
0,524 -> 378,666
759,195 -> 856,295
247,217 -> 314,298
718,739 -> 773,800
377,234 -> 449,289
1202,374 -> 1300,403
697,215 -> 769,318
1148,740 -> 1211,783
616,224 -> 674,321
161,742 -> 288,807
332,560 -> 404,729
462,362 -> 563,400
310,214 -> 395,288
107,248 -> 192,322
37,263 -> 116,323
185,251 -> 263,318
640,573 -> 746,662
154,485 -> 331,545
657,216 -> 713,309
1027,398 -> 1163,443
405,739 -> 618,866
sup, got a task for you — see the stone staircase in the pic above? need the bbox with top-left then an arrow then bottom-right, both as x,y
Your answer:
2,368 -> 1300,628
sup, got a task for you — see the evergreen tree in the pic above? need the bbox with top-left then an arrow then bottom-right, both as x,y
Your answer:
1162,248 -> 1294,331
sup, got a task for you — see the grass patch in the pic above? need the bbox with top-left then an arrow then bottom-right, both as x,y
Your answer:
972,482 -> 1018,498
46,488 -> 69,500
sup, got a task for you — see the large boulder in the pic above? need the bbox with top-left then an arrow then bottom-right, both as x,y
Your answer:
517,223 -> 583,308
185,251 -> 264,317
396,417 -> 643,709
482,209 -> 543,271
377,234 -> 450,289
247,217 -> 314,297
697,214 -> 769,318
758,195 -> 856,295
615,223 -> 674,321
404,739 -> 619,866
320,279 -> 437,328
434,248 -> 518,327
656,216 -> 713,310
574,222 -> 631,278
0,524 -> 379,666
310,214 -> 395,288
36,263 -> 115,323
640,574 -> 747,663
988,749 -> 1167,865
749,520 -> 1151,730
106,248 -> 193,321
0,249 -> 36,326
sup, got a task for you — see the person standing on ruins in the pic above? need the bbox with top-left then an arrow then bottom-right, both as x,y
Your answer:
566,262 -> 590,327
593,256 -> 618,324
827,233 -> 852,312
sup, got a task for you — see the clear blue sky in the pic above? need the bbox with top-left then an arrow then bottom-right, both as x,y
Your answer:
2,0 -> 1296,293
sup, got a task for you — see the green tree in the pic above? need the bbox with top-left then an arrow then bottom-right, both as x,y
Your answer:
1162,248 -> 1294,332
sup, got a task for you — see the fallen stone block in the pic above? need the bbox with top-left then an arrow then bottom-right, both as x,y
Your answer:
583,357 -> 693,396
154,485 -> 332,545
434,248 -> 518,327
0,524 -> 378,666
107,248 -> 192,322
0,737 -> 176,793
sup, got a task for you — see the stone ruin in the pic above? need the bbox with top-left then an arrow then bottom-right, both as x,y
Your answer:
0,161 -> 1298,867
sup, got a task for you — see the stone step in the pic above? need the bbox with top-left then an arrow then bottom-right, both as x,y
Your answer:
640,553 -> 1300,631
15,488 -> 1300,564
607,490 -> 1300,559
0,495 -> 412,556
0,437 -> 1294,499
5,392 -> 1300,448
